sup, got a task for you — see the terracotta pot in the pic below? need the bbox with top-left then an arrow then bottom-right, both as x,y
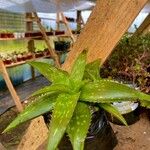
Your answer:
3,59 -> 12,65
55,30 -> 65,35
1,33 -> 7,38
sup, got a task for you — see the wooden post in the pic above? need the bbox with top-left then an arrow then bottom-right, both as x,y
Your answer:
56,12 -> 60,31
0,60 -> 23,112
17,0 -> 148,149
60,12 -> 76,43
0,142 -> 6,150
76,10 -> 84,31
62,0 -> 148,71
26,13 -> 35,79
33,12 -> 60,67
134,13 -> 150,35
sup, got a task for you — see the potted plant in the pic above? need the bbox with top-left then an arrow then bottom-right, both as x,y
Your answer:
54,41 -> 71,52
3,50 -> 150,150
16,53 -> 23,62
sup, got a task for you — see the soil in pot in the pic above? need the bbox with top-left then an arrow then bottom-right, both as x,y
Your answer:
43,111 -> 118,150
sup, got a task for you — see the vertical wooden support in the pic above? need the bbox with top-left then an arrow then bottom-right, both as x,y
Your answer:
26,13 -> 35,79
60,13 -> 76,43
76,10 -> 84,31
134,13 -> 150,35
63,0 -> 148,71
17,0 -> 148,149
0,142 -> 6,150
33,12 -> 60,67
56,12 -> 60,31
0,60 -> 23,112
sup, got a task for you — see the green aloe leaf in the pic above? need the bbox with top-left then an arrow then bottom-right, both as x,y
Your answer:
80,80 -> 150,103
84,59 -> 101,81
31,84 -> 71,97
140,100 -> 150,108
47,93 -> 80,150
99,103 -> 127,126
69,50 -> 87,90
3,94 -> 57,133
28,61 -> 70,86
67,102 -> 91,150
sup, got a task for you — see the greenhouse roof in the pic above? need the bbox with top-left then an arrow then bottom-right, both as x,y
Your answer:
0,0 -> 95,13
0,0 -> 150,13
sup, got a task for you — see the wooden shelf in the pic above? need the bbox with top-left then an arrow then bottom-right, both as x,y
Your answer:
0,31 -> 67,41
0,30 -> 80,41
5,55 -> 51,68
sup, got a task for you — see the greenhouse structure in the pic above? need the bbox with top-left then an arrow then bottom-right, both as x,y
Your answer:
0,0 -> 150,150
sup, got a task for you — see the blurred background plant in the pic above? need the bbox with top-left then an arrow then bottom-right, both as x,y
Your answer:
101,33 -> 150,93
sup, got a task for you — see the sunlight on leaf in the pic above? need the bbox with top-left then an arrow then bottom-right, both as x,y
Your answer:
31,84 -> 71,97
80,80 -> 150,103
3,94 -> 57,133
28,61 -> 71,86
67,102 -> 91,150
69,50 -> 87,90
47,93 -> 80,150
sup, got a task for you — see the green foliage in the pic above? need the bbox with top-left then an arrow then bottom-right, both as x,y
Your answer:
47,93 -> 80,150
84,59 -> 101,81
99,103 -> 127,126
3,50 -> 150,150
28,61 -> 71,86
69,50 -> 87,91
80,79 -> 150,102
3,93 -> 57,133
67,102 -> 91,150
102,33 -> 150,93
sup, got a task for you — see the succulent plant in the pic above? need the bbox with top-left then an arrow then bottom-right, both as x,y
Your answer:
3,50 -> 150,150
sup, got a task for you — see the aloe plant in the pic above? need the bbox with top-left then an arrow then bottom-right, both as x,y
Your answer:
3,50 -> 150,150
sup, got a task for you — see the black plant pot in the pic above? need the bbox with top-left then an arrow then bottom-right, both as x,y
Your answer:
54,41 -> 70,52
43,111 -> 118,150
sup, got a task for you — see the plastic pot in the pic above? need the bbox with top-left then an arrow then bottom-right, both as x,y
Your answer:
54,41 -> 70,52
43,111 -> 118,150
106,102 -> 140,125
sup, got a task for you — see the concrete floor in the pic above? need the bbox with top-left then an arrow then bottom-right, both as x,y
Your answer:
0,76 -> 50,115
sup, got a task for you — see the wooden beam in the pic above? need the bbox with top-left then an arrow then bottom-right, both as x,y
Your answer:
26,13 -> 35,80
33,12 -> 60,67
0,60 -> 23,112
134,13 -> 150,35
0,142 -> 6,150
56,12 -> 60,31
76,10 -> 84,31
62,0 -> 148,71
60,13 -> 76,43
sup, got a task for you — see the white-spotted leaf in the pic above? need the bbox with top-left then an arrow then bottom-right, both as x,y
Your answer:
69,50 -> 87,90
3,94 -> 57,133
80,80 -> 150,103
67,102 -> 91,150
28,61 -> 70,86
47,93 -> 80,150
